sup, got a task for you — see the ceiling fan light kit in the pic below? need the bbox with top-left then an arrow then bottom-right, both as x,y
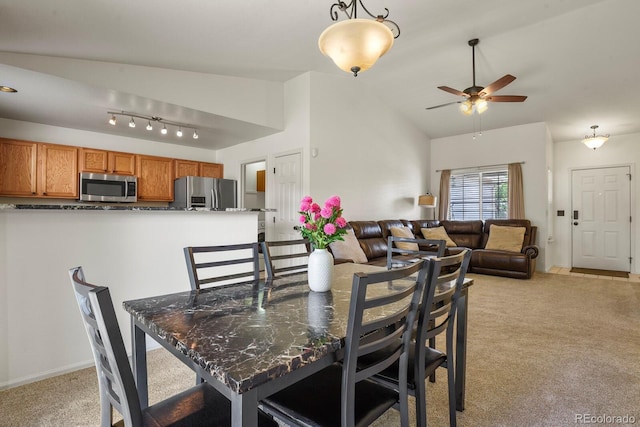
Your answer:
318,0 -> 400,76
107,111 -> 199,139
426,38 -> 527,115
582,125 -> 609,150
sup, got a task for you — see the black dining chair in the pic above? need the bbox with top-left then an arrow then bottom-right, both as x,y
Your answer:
386,236 -> 447,269
69,266 -> 277,427
367,248 -> 472,427
261,238 -> 312,279
259,259 -> 431,427
183,242 -> 261,290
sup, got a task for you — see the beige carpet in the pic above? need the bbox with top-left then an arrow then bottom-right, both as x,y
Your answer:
1,272 -> 639,427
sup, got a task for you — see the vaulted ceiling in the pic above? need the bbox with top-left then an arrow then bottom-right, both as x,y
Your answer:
0,0 -> 637,150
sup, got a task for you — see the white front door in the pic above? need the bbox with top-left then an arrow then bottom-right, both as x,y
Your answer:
571,166 -> 631,271
272,151 -> 302,241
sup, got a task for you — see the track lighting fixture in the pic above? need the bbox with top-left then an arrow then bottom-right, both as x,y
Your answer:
107,111 -> 199,140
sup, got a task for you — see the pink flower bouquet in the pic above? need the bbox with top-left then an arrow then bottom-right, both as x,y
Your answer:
298,195 -> 348,249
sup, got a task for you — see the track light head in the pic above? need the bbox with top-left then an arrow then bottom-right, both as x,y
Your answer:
109,115 -> 117,125
193,130 -> 199,139
161,124 -> 168,135
176,127 -> 183,137
129,117 -> 136,128
146,121 -> 153,131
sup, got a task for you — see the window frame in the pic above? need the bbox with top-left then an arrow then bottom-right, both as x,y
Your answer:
448,167 -> 509,220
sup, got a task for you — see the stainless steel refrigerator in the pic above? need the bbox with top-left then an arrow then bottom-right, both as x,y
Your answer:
170,176 -> 238,210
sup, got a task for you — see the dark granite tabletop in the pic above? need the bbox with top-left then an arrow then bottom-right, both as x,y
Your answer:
122,263 -> 412,394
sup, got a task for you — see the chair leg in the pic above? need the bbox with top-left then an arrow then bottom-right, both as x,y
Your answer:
415,371 -> 427,427
446,360 -> 457,427
429,336 -> 436,383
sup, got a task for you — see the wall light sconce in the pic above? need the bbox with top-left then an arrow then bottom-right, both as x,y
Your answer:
107,111 -> 199,139
581,125 -> 609,150
318,0 -> 400,76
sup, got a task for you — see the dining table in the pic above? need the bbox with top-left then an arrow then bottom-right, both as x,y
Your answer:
123,262 -> 474,427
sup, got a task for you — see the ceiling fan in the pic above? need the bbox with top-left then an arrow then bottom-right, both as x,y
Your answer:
426,38 -> 527,115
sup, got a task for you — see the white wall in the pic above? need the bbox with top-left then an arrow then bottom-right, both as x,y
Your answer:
430,122 -> 550,271
552,132 -> 639,272
0,117 -> 218,163
309,72 -> 431,221
0,209 -> 257,389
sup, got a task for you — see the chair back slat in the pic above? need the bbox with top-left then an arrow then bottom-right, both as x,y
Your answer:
387,236 -> 446,269
261,239 -> 312,279
184,243 -> 261,290
69,267 -> 142,427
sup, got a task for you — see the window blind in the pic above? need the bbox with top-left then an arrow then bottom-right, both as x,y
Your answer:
449,169 -> 508,220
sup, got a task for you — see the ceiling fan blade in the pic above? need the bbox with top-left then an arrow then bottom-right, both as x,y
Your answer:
478,74 -> 516,97
425,101 -> 461,110
485,95 -> 528,102
438,86 -> 468,97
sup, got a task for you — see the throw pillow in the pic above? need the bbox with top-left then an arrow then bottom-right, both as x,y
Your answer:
421,226 -> 457,247
390,226 -> 419,251
485,225 -> 526,252
329,228 -> 368,263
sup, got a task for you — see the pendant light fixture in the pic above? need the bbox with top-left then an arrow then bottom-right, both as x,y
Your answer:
107,111 -> 200,139
318,0 -> 400,76
581,125 -> 609,150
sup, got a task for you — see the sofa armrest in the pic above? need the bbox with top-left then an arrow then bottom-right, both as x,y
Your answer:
522,245 -> 539,259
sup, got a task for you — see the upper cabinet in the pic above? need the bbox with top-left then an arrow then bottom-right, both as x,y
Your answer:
174,159 -> 200,179
137,155 -> 174,201
0,138 -> 78,199
200,162 -> 223,178
0,139 -> 38,196
79,148 -> 136,175
38,143 -> 79,198
175,160 -> 224,179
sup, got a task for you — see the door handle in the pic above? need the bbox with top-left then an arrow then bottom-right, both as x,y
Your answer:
573,221 -> 579,226
573,210 -> 579,220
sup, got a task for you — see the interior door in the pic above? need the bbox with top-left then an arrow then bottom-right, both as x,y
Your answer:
571,166 -> 631,271
272,152 -> 302,241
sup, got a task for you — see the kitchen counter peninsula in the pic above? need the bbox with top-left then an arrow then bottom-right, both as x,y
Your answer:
0,203 -> 268,389
0,203 -> 275,212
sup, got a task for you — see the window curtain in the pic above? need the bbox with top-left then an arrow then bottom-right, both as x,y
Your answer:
438,169 -> 451,220
508,163 -> 525,219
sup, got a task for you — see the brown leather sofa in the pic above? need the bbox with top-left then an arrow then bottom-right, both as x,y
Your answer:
341,218 -> 539,279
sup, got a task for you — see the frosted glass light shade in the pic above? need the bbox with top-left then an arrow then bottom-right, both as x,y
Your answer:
582,136 -> 607,150
318,18 -> 394,75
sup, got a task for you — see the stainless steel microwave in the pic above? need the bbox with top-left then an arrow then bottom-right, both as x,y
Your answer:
79,172 -> 137,202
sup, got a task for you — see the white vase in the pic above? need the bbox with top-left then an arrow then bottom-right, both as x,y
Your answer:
308,248 -> 334,292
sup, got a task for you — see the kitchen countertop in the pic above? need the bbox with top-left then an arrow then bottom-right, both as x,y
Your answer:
0,204 -> 276,212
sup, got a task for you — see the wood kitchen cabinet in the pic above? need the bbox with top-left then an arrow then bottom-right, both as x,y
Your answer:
0,138 -> 78,198
38,143 -> 79,198
136,154 -> 174,201
175,160 -> 224,179
200,162 -> 223,178
79,148 -> 136,175
0,138 -> 38,196
174,159 -> 200,179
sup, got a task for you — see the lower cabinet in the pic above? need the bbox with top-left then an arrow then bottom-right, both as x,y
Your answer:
136,155 -> 174,201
